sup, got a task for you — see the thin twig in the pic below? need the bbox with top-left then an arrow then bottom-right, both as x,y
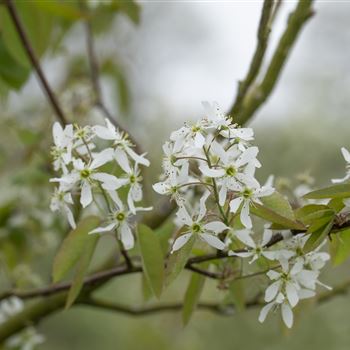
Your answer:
4,0 -> 67,125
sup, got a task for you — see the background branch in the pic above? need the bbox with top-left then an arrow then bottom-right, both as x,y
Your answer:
229,0 -> 314,125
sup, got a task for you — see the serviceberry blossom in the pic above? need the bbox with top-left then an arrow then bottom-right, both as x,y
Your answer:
256,234 -> 331,328
332,147 -> 350,183
6,327 -> 45,350
50,185 -> 76,229
89,191 -> 151,250
0,297 -> 45,349
51,122 -> 73,172
229,228 -> 282,263
229,183 -> 274,228
50,120 -> 151,250
154,101 -> 276,254
171,192 -> 227,253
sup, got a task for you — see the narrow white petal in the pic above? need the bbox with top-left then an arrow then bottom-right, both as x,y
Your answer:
235,229 -> 256,248
199,165 -> 225,178
89,223 -> 116,234
125,147 -> 150,167
194,132 -> 205,148
176,207 -> 193,226
114,149 -> 131,173
81,181 -> 93,208
203,221 -> 228,234
286,283 -> 299,307
53,122 -> 63,146
171,233 -> 192,252
63,205 -> 76,229
229,197 -> 243,213
236,147 -> 259,167
240,201 -> 252,228
120,223 -> 134,250
265,281 -> 281,302
281,303 -> 293,328
93,125 -> 116,140
200,233 -> 225,250
258,302 -> 274,323
90,149 -> 113,169
341,147 -> 350,163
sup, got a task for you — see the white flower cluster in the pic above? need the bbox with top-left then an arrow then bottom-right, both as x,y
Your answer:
153,102 -> 331,328
0,297 -> 44,350
50,119 -> 151,250
229,229 -> 330,328
153,102 -> 274,252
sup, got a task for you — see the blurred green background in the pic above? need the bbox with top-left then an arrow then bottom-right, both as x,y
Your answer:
1,1 -> 350,349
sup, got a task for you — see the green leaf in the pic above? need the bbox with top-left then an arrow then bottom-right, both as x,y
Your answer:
137,224 -> 164,299
0,2 -> 54,69
52,216 -> 100,283
155,219 -> 175,256
251,203 -> 305,230
261,192 -> 295,221
65,234 -> 99,309
304,184 -> 350,199
329,228 -> 350,266
165,235 -> 195,286
295,204 -> 330,221
299,209 -> 335,226
182,272 -> 206,325
116,0 -> 140,25
304,219 -> 333,252
228,279 -> 245,311
0,38 -> 30,89
34,0 -> 86,21
327,198 -> 345,213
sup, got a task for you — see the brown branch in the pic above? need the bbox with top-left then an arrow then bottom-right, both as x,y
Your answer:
229,0 -> 315,125
82,296 -> 237,316
4,0 -> 67,125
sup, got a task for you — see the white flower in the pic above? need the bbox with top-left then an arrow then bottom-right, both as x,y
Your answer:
0,297 -> 23,323
258,293 -> 294,329
171,192 -> 227,253
114,153 -> 144,214
201,101 -> 231,130
51,150 -> 121,208
229,228 -> 278,263
199,141 -> 260,205
51,122 -> 73,171
170,121 -> 206,152
153,162 -> 192,204
93,118 -> 150,167
6,327 -> 45,350
229,184 -> 274,228
332,147 -> 350,183
50,186 -> 76,229
89,191 -> 151,250
161,141 -> 189,179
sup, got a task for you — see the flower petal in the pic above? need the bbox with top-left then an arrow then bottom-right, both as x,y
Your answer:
81,181 -> 92,208
200,233 -> 225,250
281,303 -> 293,328
171,233 -> 192,252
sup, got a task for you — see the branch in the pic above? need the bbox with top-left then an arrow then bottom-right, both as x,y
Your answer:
230,0 -> 274,117
229,0 -> 315,125
3,0 -> 68,125
82,296 -> 237,316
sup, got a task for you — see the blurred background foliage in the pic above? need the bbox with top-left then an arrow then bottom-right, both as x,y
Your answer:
1,0 -> 350,349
